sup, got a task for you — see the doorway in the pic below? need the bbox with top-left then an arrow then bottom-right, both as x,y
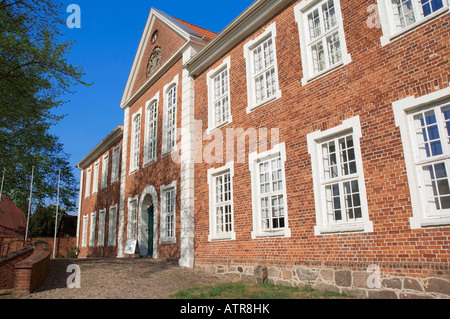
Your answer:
147,204 -> 154,257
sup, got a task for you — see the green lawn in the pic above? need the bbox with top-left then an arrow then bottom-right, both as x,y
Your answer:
170,281 -> 354,299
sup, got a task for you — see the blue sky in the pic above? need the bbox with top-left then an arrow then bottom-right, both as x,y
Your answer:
52,0 -> 255,184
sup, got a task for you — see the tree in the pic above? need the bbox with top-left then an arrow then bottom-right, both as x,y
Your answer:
0,0 -> 90,211
28,204 -> 67,238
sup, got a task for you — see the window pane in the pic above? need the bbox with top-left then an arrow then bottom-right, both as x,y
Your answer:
423,163 -> 450,211
308,9 -> 321,39
414,110 -> 443,158
322,0 -> 337,31
391,0 -> 416,29
311,41 -> 325,73
420,0 -> 444,17
326,31 -> 342,66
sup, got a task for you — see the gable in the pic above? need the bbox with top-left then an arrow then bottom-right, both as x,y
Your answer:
121,8 -> 214,109
130,17 -> 187,95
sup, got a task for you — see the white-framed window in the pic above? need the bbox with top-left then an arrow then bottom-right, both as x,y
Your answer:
243,22 -> 281,113
207,57 -> 232,133
393,87 -> 450,228
98,208 -> 106,247
294,0 -> 352,85
130,109 -> 142,173
162,75 -> 179,156
108,204 -> 117,247
249,143 -> 291,238
377,0 -> 449,45
208,162 -> 236,241
111,144 -> 121,184
307,116 -> 373,235
101,153 -> 109,190
160,181 -> 176,243
84,168 -> 92,198
144,93 -> 159,165
82,215 -> 88,247
127,196 -> 139,240
92,161 -> 99,194
89,212 -> 96,247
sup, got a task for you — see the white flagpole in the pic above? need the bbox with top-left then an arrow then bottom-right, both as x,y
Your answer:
0,168 -> 5,203
25,166 -> 35,243
53,169 -> 61,259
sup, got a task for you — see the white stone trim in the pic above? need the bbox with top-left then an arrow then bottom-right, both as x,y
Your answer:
207,161 -> 236,241
307,116 -> 373,235
294,0 -> 352,86
249,142 -> 291,238
392,87 -> 450,229
243,22 -> 282,113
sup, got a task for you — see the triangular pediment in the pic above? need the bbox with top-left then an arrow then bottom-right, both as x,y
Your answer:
120,8 -> 215,108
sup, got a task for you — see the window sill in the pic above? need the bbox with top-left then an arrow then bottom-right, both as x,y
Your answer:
160,237 -> 177,244
143,158 -> 157,168
129,168 -> 139,176
206,118 -> 233,135
208,232 -> 236,242
301,53 -> 352,86
410,215 -> 450,229
246,90 -> 282,114
314,221 -> 373,235
251,228 -> 291,239
380,7 -> 449,47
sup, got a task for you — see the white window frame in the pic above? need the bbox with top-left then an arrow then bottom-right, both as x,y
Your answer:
89,212 -> 96,247
82,215 -> 88,247
144,92 -> 159,166
393,87 -> 450,229
294,0 -> 352,85
377,0 -> 449,46
111,144 -> 121,184
92,161 -> 99,194
162,75 -> 179,156
101,152 -> 109,190
160,181 -> 177,243
130,108 -> 142,174
127,196 -> 139,240
84,168 -> 92,198
108,204 -> 118,247
98,208 -> 106,247
243,22 -> 282,113
249,143 -> 291,238
208,162 -> 236,241
207,57 -> 232,133
307,116 -> 373,235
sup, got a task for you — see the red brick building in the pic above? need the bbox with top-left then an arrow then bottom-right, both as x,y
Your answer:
77,1 -> 450,298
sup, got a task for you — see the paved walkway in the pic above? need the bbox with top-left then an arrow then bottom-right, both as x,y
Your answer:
27,258 -> 233,299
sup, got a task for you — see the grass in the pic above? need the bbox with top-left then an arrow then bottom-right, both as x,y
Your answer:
170,281 -> 353,299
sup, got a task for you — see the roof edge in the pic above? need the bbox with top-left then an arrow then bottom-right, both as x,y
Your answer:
76,125 -> 124,170
184,0 -> 295,76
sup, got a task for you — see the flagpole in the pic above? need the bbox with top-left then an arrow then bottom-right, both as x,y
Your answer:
0,168 -> 5,202
53,169 -> 61,259
24,166 -> 34,243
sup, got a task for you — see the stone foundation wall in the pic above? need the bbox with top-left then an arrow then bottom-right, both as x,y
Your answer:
195,263 -> 450,299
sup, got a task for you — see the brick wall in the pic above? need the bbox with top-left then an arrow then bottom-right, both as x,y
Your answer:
13,241 -> 51,297
0,246 -> 33,290
78,139 -> 122,258
192,0 -> 450,297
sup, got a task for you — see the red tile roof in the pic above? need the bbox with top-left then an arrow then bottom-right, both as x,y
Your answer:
0,194 -> 26,238
173,17 -> 217,40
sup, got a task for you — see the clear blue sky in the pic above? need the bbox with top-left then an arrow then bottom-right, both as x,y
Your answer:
51,0 -> 255,185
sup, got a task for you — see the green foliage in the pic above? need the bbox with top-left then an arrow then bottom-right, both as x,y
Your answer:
170,281 -> 355,299
28,204 -> 67,238
0,0 -> 90,210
